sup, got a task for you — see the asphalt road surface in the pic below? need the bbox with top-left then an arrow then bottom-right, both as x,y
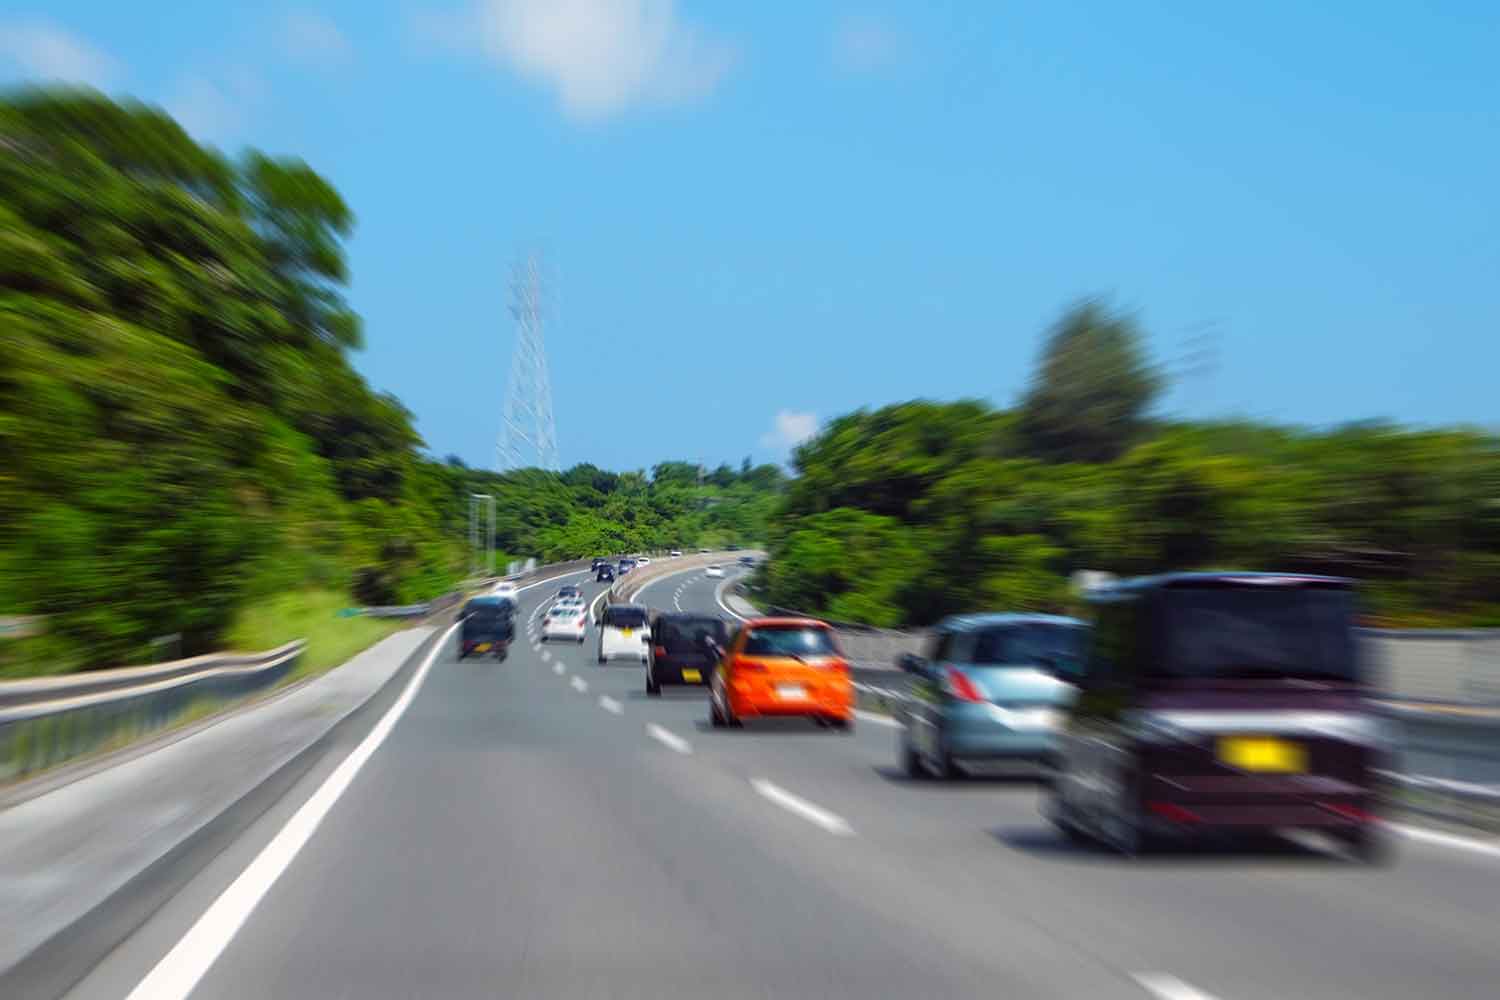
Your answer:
65,565 -> 1500,1000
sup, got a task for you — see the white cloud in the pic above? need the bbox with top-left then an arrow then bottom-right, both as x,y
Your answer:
760,410 -> 819,451
422,0 -> 738,119
0,17 -> 118,87
281,10 -> 354,69
831,14 -> 903,75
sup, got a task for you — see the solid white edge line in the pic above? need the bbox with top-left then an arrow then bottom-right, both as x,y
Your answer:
853,709 -> 900,728
647,723 -> 692,754
570,675 -> 588,693
540,649 -> 551,662
1387,821 -> 1500,859
124,617 -> 463,1000
126,565 -> 595,1000
552,662 -> 564,675
598,695 -> 623,715
1131,972 -> 1219,1000
750,778 -> 855,837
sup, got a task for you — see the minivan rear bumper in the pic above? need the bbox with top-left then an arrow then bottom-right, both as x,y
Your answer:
1141,773 -> 1378,831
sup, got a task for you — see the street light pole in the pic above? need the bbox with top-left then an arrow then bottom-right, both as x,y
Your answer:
469,493 -> 495,579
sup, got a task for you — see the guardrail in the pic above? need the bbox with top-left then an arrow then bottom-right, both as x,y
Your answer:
0,641 -> 305,783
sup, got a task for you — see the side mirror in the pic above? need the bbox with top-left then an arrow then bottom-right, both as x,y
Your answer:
897,653 -> 927,675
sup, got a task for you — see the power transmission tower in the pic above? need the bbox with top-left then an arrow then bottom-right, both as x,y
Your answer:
496,255 -> 561,471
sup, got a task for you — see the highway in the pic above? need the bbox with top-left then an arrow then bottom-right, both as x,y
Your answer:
64,564 -> 1500,1000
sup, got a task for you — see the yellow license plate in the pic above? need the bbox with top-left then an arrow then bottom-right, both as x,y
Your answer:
621,629 -> 633,637
681,669 -> 701,682
475,643 -> 490,652
1219,736 -> 1305,773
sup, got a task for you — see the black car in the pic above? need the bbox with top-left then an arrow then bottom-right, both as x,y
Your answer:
738,556 -> 755,567
458,596 -> 515,660
596,564 -> 615,583
618,559 -> 636,575
647,614 -> 729,695
591,557 -> 610,571
1045,572 -> 1388,860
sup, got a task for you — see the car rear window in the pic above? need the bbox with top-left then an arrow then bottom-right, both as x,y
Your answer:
970,624 -> 1085,669
659,618 -> 726,651
1156,586 -> 1358,682
602,607 -> 647,629
743,626 -> 839,657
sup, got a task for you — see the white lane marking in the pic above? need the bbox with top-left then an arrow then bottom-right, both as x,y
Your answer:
552,662 -> 564,675
126,565 -> 599,1000
853,709 -> 900,728
1388,821 -> 1500,859
124,619 -> 463,1000
570,675 -> 588,693
647,724 -> 692,755
714,575 -> 749,621
540,649 -> 551,662
750,778 -> 854,837
598,695 -> 623,715
1132,973 -> 1219,1000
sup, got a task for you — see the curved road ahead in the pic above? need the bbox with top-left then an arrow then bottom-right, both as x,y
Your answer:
66,563 -> 1500,1000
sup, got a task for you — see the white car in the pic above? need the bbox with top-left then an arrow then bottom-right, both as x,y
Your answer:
669,550 -> 682,557
492,580 -> 518,599
636,557 -> 651,567
597,604 -> 650,664
705,565 -> 724,579
553,596 -> 584,611
542,607 -> 587,643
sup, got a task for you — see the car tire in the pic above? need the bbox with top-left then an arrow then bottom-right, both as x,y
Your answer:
902,738 -> 927,779
710,699 -> 725,728
829,716 -> 853,734
1341,825 -> 1392,865
647,674 -> 661,696
598,654 -> 607,664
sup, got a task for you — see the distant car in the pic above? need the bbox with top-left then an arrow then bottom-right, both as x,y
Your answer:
896,614 -> 1084,780
647,614 -> 728,694
491,580 -> 518,600
591,558 -> 609,571
618,559 -> 636,575
710,618 -> 852,730
558,584 -> 582,599
542,606 -> 587,643
596,565 -> 615,583
738,556 -> 755,567
669,550 -> 683,557
598,604 -> 650,664
637,557 -> 651,567
705,565 -> 724,579
697,548 -> 709,553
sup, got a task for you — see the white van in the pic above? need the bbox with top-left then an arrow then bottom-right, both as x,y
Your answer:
598,604 -> 650,664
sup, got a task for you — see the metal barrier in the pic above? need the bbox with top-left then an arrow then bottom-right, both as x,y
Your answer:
0,641 -> 304,783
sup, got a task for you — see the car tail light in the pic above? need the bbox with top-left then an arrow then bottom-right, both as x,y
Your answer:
1147,801 -> 1201,824
735,658 -> 766,674
654,645 -> 667,658
1319,802 -> 1375,823
942,668 -> 985,702
823,658 -> 850,673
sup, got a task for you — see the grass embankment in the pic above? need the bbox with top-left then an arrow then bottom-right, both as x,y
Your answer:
226,589 -> 408,683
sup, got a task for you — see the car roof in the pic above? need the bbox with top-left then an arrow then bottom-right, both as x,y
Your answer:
935,612 -> 1085,632
467,595 -> 511,608
1085,571 -> 1352,602
656,612 -> 723,623
743,616 -> 829,629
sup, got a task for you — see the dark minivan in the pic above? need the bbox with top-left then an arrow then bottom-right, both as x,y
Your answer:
647,613 -> 729,694
1044,572 -> 1390,861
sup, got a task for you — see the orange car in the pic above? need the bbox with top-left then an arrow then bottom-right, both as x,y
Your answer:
709,618 -> 854,731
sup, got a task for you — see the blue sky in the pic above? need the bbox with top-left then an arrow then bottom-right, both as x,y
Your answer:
4,2 -> 1498,472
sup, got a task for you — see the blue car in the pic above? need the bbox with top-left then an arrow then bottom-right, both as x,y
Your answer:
895,614 -> 1085,779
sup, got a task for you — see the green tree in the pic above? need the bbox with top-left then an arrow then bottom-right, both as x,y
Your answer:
1018,298 -> 1161,463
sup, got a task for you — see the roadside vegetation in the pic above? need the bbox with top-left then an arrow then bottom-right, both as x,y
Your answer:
760,300 -> 1500,629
